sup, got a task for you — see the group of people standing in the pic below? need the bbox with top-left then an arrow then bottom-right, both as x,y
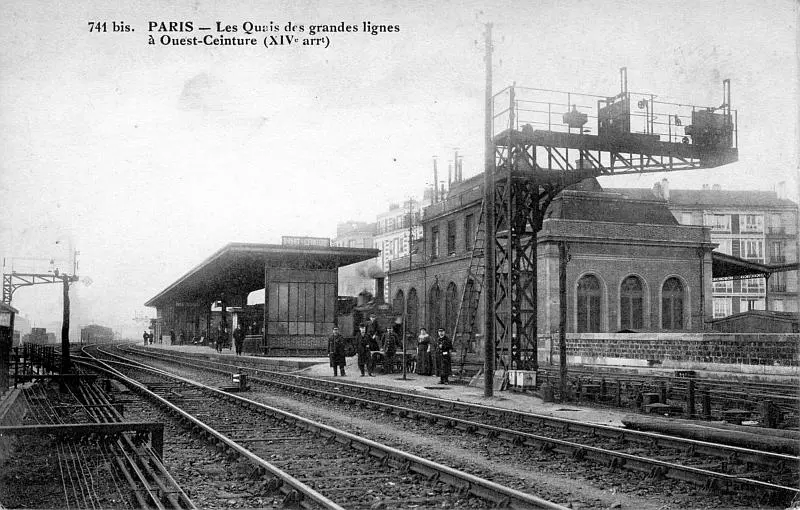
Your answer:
326,313 -> 453,385
414,326 -> 453,384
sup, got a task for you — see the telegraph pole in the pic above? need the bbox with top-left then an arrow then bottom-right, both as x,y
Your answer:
57,270 -> 78,375
483,22 -> 495,398
558,242 -> 568,401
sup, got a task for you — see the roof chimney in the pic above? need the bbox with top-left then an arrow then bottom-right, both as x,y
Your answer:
702,184 -> 709,190
660,178 -> 669,201
776,181 -> 787,200
712,184 -> 721,191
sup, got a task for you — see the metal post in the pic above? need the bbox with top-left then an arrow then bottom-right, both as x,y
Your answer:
14,347 -> 19,388
559,241 -> 568,401
483,22 -> 495,398
401,312 -> 407,380
60,275 -> 71,376
687,379 -> 696,418
702,390 -> 711,419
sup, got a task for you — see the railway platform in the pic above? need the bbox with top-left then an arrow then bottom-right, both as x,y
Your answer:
146,343 -> 632,428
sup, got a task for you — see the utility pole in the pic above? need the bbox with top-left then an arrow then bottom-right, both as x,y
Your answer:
558,241 -> 568,401
483,22 -> 495,398
56,270 -> 78,375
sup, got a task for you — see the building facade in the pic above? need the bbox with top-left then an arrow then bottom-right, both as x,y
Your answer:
613,180 -> 799,317
389,178 -> 715,357
374,199 -> 423,298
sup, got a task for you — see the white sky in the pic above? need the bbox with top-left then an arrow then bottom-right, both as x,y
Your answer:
1,0 -> 797,337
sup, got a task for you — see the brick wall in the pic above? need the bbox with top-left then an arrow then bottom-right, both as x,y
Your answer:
543,332 -> 799,372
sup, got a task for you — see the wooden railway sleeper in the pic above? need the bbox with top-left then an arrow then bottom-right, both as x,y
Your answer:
703,477 -> 719,492
281,489 -> 303,507
647,466 -> 667,480
265,478 -> 283,493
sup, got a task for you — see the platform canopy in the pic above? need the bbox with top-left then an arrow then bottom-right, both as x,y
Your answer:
145,243 -> 378,308
712,251 -> 799,280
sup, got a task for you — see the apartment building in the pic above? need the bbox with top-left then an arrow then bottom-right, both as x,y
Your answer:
614,180 -> 799,317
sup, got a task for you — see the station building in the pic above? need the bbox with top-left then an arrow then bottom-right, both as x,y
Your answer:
388,177 -> 715,351
145,239 -> 377,354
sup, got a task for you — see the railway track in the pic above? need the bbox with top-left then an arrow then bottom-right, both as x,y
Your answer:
120,344 -> 800,508
535,366 -> 800,422
1,373 -> 193,509
81,345 -> 567,509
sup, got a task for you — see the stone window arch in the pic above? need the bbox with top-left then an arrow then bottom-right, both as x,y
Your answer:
620,275 -> 644,330
428,283 -> 442,332
444,281 -> 458,337
406,288 -> 419,334
393,289 -> 405,317
661,277 -> 685,330
577,274 -> 602,332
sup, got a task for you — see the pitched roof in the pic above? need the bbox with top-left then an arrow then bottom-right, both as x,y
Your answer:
606,187 -> 797,208
545,189 -> 679,225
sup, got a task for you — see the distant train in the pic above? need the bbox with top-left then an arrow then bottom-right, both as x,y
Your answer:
80,324 -> 114,344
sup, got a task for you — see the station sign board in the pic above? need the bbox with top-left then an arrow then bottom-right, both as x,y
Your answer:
281,236 -> 331,247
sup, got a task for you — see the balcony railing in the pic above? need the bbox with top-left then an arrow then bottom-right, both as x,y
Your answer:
770,255 -> 786,264
768,227 -> 786,234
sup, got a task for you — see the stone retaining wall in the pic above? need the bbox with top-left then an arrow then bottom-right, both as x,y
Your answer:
541,332 -> 799,375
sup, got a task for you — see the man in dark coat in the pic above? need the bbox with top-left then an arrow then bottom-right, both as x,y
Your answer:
233,325 -> 244,356
381,326 -> 398,374
355,323 -> 374,377
143,330 -> 149,345
435,327 -> 453,384
327,326 -> 347,376
366,313 -> 381,345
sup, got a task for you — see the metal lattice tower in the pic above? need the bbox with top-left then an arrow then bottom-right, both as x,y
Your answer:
470,69 -> 739,373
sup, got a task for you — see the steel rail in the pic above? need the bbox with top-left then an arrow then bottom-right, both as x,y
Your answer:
71,381 -> 168,509
76,355 -> 347,510
91,346 -> 569,510
122,346 -> 799,503
130,346 -> 797,465
75,379 -> 194,509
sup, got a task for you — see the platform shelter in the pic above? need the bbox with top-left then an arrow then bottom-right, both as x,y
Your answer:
145,241 -> 378,355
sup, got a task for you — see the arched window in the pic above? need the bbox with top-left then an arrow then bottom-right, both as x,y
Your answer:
428,283 -> 442,332
662,278 -> 684,330
393,289 -> 405,317
577,275 -> 602,332
444,282 -> 458,337
406,288 -> 419,334
620,276 -> 644,330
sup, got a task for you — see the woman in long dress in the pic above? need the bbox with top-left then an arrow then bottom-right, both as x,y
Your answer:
415,328 -> 432,375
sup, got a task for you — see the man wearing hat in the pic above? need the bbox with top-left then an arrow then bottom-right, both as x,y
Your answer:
435,327 -> 453,384
366,312 -> 382,344
355,323 -> 374,376
327,326 -> 347,376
